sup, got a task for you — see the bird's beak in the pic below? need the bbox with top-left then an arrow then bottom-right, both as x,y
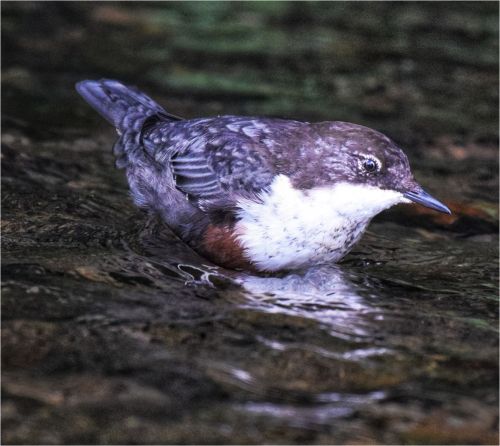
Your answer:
403,187 -> 451,214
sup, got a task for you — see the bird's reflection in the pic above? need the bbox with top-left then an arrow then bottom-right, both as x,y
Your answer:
235,264 -> 361,297
230,265 -> 380,340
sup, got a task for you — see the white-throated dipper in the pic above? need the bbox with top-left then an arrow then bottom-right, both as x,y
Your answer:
76,79 -> 451,272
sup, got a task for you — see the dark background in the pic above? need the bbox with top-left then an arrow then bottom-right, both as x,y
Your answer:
3,2 -> 499,142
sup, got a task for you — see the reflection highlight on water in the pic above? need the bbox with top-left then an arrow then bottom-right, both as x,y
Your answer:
234,265 -> 380,340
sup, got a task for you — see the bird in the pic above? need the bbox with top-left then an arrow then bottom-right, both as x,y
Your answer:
76,79 -> 451,272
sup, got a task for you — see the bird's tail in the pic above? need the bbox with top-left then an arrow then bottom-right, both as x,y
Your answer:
76,79 -> 181,168
76,79 -> 169,131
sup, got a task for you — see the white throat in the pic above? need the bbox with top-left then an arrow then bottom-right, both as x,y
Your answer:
235,175 -> 405,271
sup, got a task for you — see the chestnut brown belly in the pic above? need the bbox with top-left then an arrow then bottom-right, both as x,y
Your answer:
197,224 -> 254,271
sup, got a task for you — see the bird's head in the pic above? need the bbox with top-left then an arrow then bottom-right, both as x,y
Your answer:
308,121 -> 451,217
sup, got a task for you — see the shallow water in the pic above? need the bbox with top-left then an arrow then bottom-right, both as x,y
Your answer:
2,2 -> 499,444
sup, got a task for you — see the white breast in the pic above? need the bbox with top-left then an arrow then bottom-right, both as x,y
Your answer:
235,175 -> 406,271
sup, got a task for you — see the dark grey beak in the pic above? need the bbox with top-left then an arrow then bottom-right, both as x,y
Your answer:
404,189 -> 451,214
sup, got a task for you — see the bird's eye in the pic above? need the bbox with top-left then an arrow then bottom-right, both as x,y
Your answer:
362,157 -> 380,173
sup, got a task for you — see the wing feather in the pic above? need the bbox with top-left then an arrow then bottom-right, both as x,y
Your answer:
164,118 -> 277,215
140,116 -> 306,219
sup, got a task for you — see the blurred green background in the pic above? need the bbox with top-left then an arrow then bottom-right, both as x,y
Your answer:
2,1 -> 499,146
